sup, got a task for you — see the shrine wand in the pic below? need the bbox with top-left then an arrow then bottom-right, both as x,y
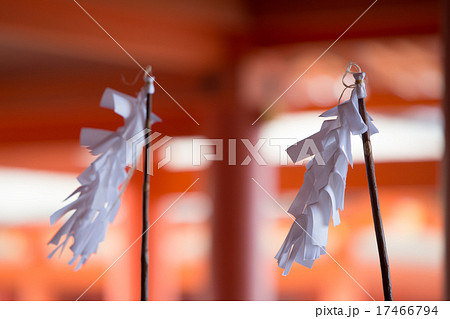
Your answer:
141,66 -> 154,301
351,64 -> 393,301
276,62 -> 393,301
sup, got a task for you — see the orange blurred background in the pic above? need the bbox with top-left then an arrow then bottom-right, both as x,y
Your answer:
0,0 -> 444,300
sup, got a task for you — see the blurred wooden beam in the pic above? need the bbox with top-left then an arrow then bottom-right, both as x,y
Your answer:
0,56 -> 224,141
281,161 -> 441,190
245,0 -> 440,45
0,0 -> 246,73
0,0 -> 249,142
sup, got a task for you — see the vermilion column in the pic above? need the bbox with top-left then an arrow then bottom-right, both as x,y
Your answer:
210,107 -> 259,300
443,0 -> 450,301
208,61 -> 277,300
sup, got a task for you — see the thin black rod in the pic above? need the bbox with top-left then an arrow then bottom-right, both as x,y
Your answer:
141,91 -> 152,301
358,97 -> 393,301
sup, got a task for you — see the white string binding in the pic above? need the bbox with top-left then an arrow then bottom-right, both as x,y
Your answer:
338,62 -> 364,104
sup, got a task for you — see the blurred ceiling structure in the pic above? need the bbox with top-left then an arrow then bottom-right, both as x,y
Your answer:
0,0 -> 440,141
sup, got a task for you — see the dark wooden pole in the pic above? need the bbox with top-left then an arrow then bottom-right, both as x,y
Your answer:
141,74 -> 152,301
357,95 -> 393,301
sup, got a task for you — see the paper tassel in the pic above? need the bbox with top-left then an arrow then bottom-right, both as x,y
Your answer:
275,72 -> 378,275
48,84 -> 161,270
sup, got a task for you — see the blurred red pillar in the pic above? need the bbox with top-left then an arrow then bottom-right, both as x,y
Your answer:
443,0 -> 450,301
209,67 -> 261,300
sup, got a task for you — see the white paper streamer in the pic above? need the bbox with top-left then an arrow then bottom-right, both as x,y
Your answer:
48,84 -> 161,270
275,72 -> 378,275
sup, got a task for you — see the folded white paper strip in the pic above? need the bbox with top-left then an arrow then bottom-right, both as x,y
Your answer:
275,72 -> 378,275
48,81 -> 161,270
